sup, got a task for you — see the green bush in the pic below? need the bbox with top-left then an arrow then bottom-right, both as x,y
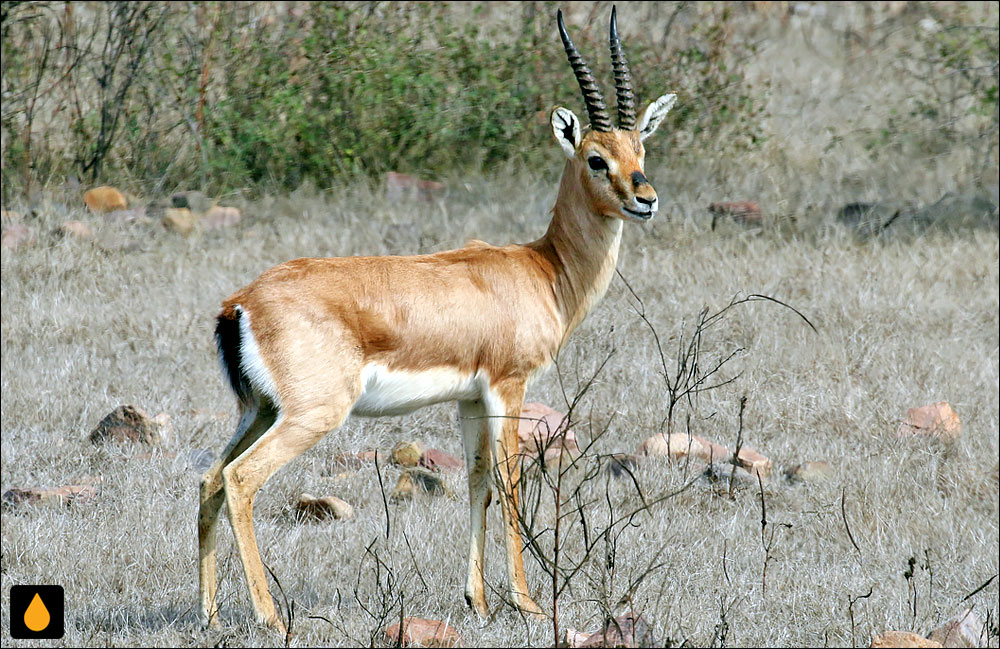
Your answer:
0,2 -> 766,200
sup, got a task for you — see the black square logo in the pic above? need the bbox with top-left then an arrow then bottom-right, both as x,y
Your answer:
9,585 -> 65,639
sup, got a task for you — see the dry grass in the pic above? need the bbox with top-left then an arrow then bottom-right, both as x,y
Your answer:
2,3 -> 998,647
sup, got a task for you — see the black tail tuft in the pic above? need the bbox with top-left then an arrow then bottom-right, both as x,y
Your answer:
215,307 -> 252,404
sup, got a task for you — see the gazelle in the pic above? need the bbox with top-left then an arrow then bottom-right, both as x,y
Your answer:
198,7 -> 676,631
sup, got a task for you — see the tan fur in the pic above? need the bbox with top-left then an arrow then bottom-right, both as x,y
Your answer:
198,123 -> 661,632
198,49 -> 670,632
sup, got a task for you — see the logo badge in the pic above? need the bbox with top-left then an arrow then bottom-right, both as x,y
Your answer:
9,585 -> 64,639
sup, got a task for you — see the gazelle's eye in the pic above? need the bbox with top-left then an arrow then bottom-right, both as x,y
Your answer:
587,156 -> 608,172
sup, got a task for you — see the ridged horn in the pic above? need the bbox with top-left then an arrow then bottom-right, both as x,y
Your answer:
609,6 -> 636,130
557,9 -> 612,133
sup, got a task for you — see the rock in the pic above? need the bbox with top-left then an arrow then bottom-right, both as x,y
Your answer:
784,461 -> 834,483
909,192 -> 998,230
638,433 -> 708,459
384,617 -> 461,647
518,402 -> 579,458
709,201 -> 763,227
702,462 -> 756,488
390,468 -> 450,501
606,453 -> 640,479
152,412 -> 173,441
1,223 -> 33,249
419,448 -> 464,472
202,205 -> 241,230
56,220 -> 93,240
88,405 -> 165,445
561,628 -> 595,647
183,448 -> 215,474
171,190 -> 214,214
391,440 -> 425,467
1,209 -> 22,223
295,493 -> 354,521
162,207 -> 197,235
83,186 -> 127,213
577,611 -> 654,648
384,172 -> 446,203
736,445 -> 772,478
927,608 -> 986,648
837,202 -> 901,236
104,207 -> 147,223
2,484 -> 98,510
332,449 -> 380,471
897,402 -> 961,441
638,433 -> 770,477
871,631 -> 943,648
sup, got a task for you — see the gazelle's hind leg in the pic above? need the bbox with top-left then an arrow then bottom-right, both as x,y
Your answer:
199,397 -> 277,627
459,399 -> 492,616
222,402 -> 352,633
486,380 -> 546,619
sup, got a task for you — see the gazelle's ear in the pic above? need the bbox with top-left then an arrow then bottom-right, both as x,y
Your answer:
551,106 -> 581,158
637,93 -> 677,141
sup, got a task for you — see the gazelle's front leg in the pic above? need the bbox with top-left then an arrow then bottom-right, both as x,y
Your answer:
459,399 -> 491,616
487,380 -> 546,619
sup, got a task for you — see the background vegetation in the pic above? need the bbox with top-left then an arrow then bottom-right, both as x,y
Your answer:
1,2 -> 998,648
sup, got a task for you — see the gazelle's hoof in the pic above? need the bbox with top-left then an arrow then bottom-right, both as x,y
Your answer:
516,597 -> 547,621
465,592 -> 489,618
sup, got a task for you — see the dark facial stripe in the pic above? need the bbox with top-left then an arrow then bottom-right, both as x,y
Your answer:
631,171 -> 648,187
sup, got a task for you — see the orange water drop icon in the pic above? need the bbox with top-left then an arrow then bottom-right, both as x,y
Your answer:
24,592 -> 51,632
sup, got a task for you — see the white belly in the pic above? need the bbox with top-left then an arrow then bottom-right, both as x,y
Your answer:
351,364 -> 484,417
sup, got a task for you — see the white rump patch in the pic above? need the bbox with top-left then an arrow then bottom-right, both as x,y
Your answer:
351,364 -> 485,417
237,306 -> 281,404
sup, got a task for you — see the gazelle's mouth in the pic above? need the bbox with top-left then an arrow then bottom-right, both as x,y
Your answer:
622,206 -> 655,221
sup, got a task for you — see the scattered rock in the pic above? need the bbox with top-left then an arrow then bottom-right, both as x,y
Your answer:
104,206 -> 147,223
88,405 -> 166,446
736,445 -> 772,479
182,448 -> 215,474
871,631 -> 942,648
927,608 -> 986,648
419,448 -> 464,472
83,186 -> 127,213
391,468 -> 450,501
702,462 -> 757,488
837,202 -> 901,236
909,192 -> 998,230
202,205 -> 241,230
518,402 -> 579,459
391,440 -> 425,467
2,223 -> 33,249
784,461 -> 834,483
332,449 -> 380,471
1,209 -> 22,223
295,493 -> 354,521
56,220 -> 94,240
637,433 -> 771,477
384,172 -> 446,203
2,484 -> 98,510
709,201 -> 763,228
606,453 -> 640,479
162,207 -> 197,235
570,611 -> 654,648
384,617 -> 462,648
171,190 -> 214,214
897,402 -> 961,441
638,433 -> 708,460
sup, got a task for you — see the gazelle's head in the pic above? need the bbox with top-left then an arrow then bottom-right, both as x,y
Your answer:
551,7 -> 676,222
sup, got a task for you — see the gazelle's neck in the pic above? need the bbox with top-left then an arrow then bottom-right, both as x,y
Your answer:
532,161 -> 623,346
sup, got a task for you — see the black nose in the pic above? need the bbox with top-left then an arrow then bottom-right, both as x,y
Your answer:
631,171 -> 648,187
636,195 -> 656,206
